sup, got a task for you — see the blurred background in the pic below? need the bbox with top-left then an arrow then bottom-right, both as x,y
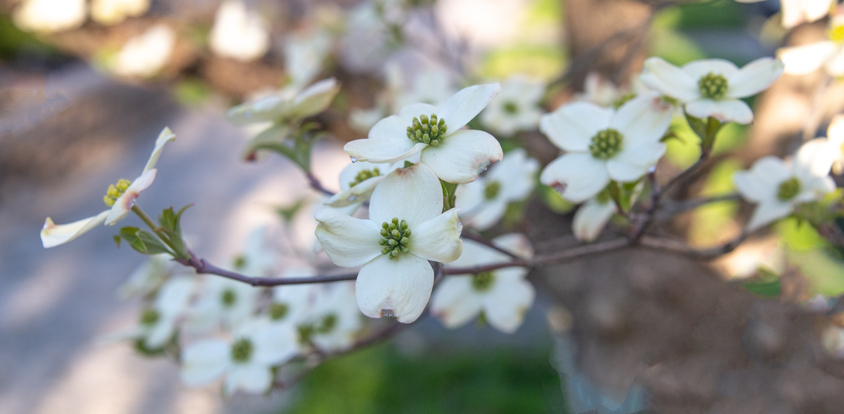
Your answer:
3,0 -> 844,413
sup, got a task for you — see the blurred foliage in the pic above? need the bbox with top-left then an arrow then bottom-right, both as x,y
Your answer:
777,218 -> 844,296
653,1 -> 749,30
0,14 -> 57,61
739,268 -> 782,299
664,117 -> 748,169
688,160 -> 740,247
284,343 -> 566,414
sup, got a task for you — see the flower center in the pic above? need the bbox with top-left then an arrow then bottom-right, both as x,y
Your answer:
777,177 -> 801,201
379,217 -> 411,259
484,181 -> 501,200
221,289 -> 237,307
316,313 -> 338,333
698,72 -> 729,100
349,168 -> 380,188
103,178 -> 132,207
269,302 -> 289,320
471,271 -> 496,292
589,128 -> 623,160
406,114 -> 448,147
502,101 -> 519,114
830,24 -> 844,43
139,308 -> 160,326
230,338 -> 253,363
297,325 -> 314,344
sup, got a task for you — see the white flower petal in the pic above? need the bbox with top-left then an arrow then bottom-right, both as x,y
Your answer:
573,198 -> 617,242
608,142 -> 666,182
435,83 -> 501,131
777,41 -> 837,75
290,78 -> 340,119
685,99 -> 754,124
781,0 -> 833,28
492,233 -> 534,260
824,45 -> 844,76
314,207 -> 382,267
369,163 -> 443,228
106,169 -> 157,225
41,210 -> 110,248
726,58 -> 784,98
454,179 -> 486,213
540,153 -> 610,203
430,276 -> 482,328
345,114 -> 428,163
355,254 -> 433,323
225,364 -> 272,396
420,129 -> 503,184
681,59 -> 739,79
483,278 -> 535,334
486,148 -> 539,201
155,277 -> 195,316
409,209 -> 463,263
463,199 -> 508,231
180,340 -> 230,386
794,138 -> 838,178
325,175 -> 383,208
398,102 -> 441,126
144,318 -> 176,349
610,92 -> 673,145
746,201 -> 794,232
640,57 -> 700,101
539,102 -> 612,152
252,323 -> 299,365
143,127 -> 176,173
733,157 -> 791,203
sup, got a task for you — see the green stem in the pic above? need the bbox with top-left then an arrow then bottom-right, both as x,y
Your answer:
132,205 -> 158,231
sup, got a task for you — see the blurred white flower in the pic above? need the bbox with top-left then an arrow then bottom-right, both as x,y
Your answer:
41,128 -> 175,248
575,73 -> 625,108
184,277 -> 259,333
112,24 -> 176,78
480,76 -> 544,136
393,66 -> 457,111
210,0 -> 270,62
284,30 -> 332,87
781,0 -> 833,29
431,234 -> 534,333
234,226 -> 277,277
349,106 -> 387,133
827,114 -> 844,174
101,277 -> 195,349
338,2 -> 396,73
821,325 -> 844,358
91,0 -> 150,26
268,268 -> 319,327
777,13 -> 844,77
180,318 -> 298,395
118,254 -> 173,299
640,56 -> 783,124
345,83 -> 503,184
315,163 -> 463,323
572,193 -> 617,242
305,283 -> 363,352
539,93 -> 673,203
733,138 -> 839,231
455,148 -> 538,230
13,0 -> 86,33
324,160 -> 402,208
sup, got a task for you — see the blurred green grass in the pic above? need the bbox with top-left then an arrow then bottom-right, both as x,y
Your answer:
283,343 -> 566,414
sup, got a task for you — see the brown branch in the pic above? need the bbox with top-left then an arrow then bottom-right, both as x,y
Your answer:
656,193 -> 741,220
639,232 -> 748,260
460,231 -> 522,260
306,172 -> 335,197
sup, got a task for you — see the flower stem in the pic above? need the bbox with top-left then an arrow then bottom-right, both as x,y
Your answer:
132,205 -> 158,231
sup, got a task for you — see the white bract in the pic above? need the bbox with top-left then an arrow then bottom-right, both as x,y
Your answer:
111,24 -> 176,78
455,148 -> 538,230
480,76 -> 544,136
778,13 -> 844,77
268,267 -> 319,327
431,234 -> 534,333
539,93 -> 673,203
180,319 -> 298,396
118,254 -> 173,299
324,160 -> 402,208
344,84 -> 504,184
209,0 -> 271,62
733,138 -> 839,231
41,128 -> 175,248
13,0 -> 86,33
305,283 -> 363,352
314,163 -> 463,323
91,0 -> 150,25
781,0 -> 833,28
572,193 -> 617,242
640,56 -> 783,124
827,114 -> 844,174
184,277 -> 259,333
102,277 -> 195,349
393,66 -> 457,110
234,226 -> 277,277
284,30 -> 332,87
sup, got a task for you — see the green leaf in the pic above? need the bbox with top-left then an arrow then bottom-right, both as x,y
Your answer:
740,269 -> 781,299
113,235 -> 122,248
135,231 -> 174,255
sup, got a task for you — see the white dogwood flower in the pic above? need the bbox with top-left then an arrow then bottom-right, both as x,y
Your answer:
572,193 -> 617,242
324,160 -> 402,208
826,114 -> 844,174
180,318 -> 298,395
455,148 -> 538,230
184,277 -> 259,333
344,84 -> 504,184
781,0 -> 833,28
13,0 -> 86,33
91,0 -> 150,25
111,24 -> 176,78
431,234 -> 534,333
314,163 -> 463,323
733,138 -> 839,231
393,66 -> 457,110
539,93 -> 673,203
209,0 -> 270,62
285,29 -> 332,87
480,76 -> 544,136
640,56 -> 783,124
101,277 -> 195,349
778,13 -> 844,77
268,268 -> 319,328
40,127 -> 175,248
304,282 -> 363,352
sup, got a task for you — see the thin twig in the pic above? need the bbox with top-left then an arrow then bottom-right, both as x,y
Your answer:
461,231 -> 522,260
656,193 -> 741,220
639,232 -> 747,260
306,173 -> 334,197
